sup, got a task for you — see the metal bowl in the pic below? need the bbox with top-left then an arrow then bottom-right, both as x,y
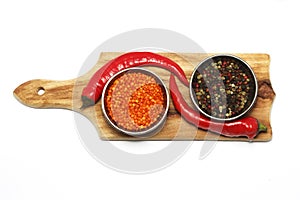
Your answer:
189,54 -> 258,121
102,68 -> 169,137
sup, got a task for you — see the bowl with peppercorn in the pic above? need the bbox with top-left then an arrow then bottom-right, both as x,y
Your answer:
102,68 -> 169,137
190,54 -> 258,121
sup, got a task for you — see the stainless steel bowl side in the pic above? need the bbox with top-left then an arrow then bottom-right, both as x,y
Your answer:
101,68 -> 170,137
189,54 -> 258,121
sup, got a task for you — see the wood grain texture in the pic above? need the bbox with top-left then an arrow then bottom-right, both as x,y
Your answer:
14,52 -> 275,142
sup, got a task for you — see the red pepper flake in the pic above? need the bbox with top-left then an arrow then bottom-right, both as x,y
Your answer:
104,72 -> 165,131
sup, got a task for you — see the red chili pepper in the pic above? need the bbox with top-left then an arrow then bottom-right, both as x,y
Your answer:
169,75 -> 267,139
81,52 -> 189,108
81,59 -> 115,108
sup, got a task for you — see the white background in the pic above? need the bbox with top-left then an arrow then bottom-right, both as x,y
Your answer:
0,0 -> 299,199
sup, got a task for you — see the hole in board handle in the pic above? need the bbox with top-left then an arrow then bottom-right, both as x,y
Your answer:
37,87 -> 45,96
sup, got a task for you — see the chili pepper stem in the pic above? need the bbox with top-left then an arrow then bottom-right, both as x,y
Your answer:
80,104 -> 87,110
258,121 -> 267,133
80,105 -> 87,110
80,96 -> 95,110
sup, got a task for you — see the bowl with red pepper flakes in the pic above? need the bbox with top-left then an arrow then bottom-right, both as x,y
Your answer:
102,68 -> 169,137
190,55 -> 258,121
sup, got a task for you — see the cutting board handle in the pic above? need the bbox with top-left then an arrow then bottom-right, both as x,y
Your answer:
13,79 -> 75,110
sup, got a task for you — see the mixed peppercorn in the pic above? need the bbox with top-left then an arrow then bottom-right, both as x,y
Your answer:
191,57 -> 255,119
104,72 -> 166,131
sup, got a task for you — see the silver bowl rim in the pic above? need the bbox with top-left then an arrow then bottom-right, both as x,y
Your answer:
189,54 -> 258,121
101,67 -> 170,136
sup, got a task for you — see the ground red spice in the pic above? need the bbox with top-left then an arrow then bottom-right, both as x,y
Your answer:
104,72 -> 165,131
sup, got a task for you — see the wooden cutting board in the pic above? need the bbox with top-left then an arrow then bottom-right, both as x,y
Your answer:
13,52 -> 275,141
